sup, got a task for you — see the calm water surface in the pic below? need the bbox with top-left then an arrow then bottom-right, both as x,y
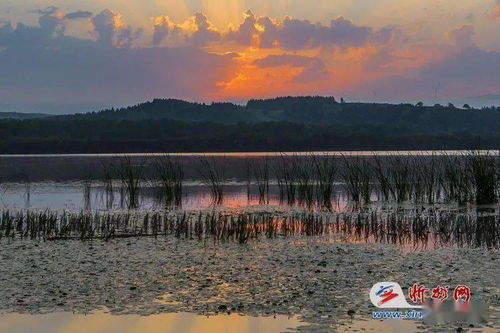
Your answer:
0,312 -> 301,333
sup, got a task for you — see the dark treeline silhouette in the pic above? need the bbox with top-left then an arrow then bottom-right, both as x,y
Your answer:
0,97 -> 498,153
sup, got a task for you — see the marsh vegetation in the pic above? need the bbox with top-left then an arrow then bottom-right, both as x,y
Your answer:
0,152 -> 499,333
0,207 -> 498,249
0,151 -> 498,249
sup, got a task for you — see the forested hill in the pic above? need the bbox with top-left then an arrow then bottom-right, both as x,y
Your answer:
59,97 -> 499,130
0,97 -> 499,153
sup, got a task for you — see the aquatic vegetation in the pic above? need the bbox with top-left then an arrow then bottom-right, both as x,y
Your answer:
99,160 -> 115,209
467,152 -> 497,205
295,156 -> 315,207
197,157 -> 225,205
275,154 -> 298,205
93,152 -> 500,209
117,157 -> 144,209
386,154 -> 412,203
154,155 -> 183,207
341,155 -> 371,204
440,153 -> 474,204
1,207 -> 498,249
82,168 -> 94,211
251,158 -> 270,204
413,155 -> 441,204
313,155 -> 338,208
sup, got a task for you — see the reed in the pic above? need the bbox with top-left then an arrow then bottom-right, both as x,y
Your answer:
100,160 -> 115,209
417,155 -> 441,204
154,155 -> 184,207
313,155 -> 338,208
386,154 -> 412,203
252,158 -> 270,204
440,154 -> 473,204
117,157 -> 144,209
371,155 -> 391,201
23,178 -> 31,207
245,159 -> 251,201
341,155 -> 371,204
467,152 -> 497,205
275,154 -> 297,204
82,168 -> 94,210
295,156 -> 315,206
0,207 -> 497,249
197,157 -> 225,205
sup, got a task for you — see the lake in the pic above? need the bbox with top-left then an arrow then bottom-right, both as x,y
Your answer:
0,151 -> 498,332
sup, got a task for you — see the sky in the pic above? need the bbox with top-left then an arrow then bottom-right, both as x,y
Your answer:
0,0 -> 499,113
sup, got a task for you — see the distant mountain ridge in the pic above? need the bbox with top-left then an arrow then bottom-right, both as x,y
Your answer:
0,112 -> 50,120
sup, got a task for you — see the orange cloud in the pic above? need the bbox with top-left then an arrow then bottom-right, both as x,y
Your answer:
488,5 -> 500,20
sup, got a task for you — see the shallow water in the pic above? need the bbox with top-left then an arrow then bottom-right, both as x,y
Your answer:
0,152 -> 499,332
1,150 -> 497,182
0,312 -> 301,333
1,179 -> 498,251
1,181 -> 345,211
0,237 -> 498,332
338,317 -> 499,332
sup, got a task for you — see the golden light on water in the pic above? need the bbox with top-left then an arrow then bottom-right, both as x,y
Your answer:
0,312 -> 301,333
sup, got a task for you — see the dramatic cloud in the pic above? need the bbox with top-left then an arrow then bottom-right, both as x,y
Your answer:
0,6 -> 498,111
151,13 -> 221,47
226,10 -> 258,45
189,13 -> 221,46
152,16 -> 175,46
148,12 -> 394,50
255,16 -> 392,50
0,8 -> 237,112
91,9 -> 134,47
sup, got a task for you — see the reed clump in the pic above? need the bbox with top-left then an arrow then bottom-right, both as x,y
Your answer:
252,158 -> 270,204
276,154 -> 298,205
440,154 -> 473,204
341,156 -> 371,204
197,157 -> 225,205
117,157 -> 144,209
467,152 -> 497,205
295,156 -> 315,206
82,168 -> 94,210
154,155 -> 184,207
0,207 -> 497,249
100,160 -> 115,209
313,155 -> 338,208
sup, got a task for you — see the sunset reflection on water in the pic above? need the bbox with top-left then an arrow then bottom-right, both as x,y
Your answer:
0,312 -> 301,333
